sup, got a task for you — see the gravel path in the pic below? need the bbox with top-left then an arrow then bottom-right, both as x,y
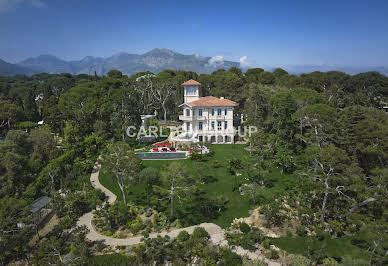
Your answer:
76,160 -> 280,265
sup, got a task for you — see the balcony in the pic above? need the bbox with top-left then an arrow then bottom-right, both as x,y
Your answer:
208,115 -> 225,120
179,115 -> 192,121
179,115 -> 206,121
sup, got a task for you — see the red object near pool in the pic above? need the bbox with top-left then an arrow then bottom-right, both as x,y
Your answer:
154,142 -> 172,147
152,148 -> 159,152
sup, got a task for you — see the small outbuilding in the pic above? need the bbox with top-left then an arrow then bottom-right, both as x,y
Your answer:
30,196 -> 52,225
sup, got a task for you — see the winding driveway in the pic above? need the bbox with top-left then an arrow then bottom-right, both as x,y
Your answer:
76,161 -> 280,265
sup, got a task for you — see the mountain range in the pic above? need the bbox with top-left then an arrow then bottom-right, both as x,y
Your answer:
0,48 -> 387,76
0,49 -> 239,77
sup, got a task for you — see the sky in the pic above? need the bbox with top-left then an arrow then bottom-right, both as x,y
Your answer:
0,0 -> 388,67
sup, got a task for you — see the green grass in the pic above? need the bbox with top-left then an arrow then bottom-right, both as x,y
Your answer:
140,144 -> 251,228
99,144 -> 295,228
270,236 -> 370,260
99,167 -> 124,202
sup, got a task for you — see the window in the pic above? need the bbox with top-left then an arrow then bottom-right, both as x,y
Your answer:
186,86 -> 197,95
192,109 -> 195,116
211,121 -> 215,130
217,109 -> 222,116
211,109 -> 215,116
198,109 -> 202,116
217,121 -> 222,130
224,108 -> 227,115
199,122 -> 203,130
224,121 -> 228,130
186,109 -> 190,116
186,122 -> 190,131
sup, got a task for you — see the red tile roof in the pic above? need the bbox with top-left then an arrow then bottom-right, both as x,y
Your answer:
187,96 -> 237,107
182,79 -> 201,86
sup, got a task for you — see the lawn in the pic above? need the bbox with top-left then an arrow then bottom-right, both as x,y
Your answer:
99,144 -> 295,228
270,236 -> 370,260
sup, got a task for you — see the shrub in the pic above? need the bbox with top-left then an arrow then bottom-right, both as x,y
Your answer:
192,227 -> 209,240
177,230 -> 190,242
212,160 -> 221,168
141,229 -> 150,238
94,240 -> 107,252
225,228 -> 264,251
88,254 -> 137,265
286,230 -> 293,237
228,158 -> 243,174
263,239 -> 270,249
58,215 -> 73,230
250,228 -> 264,243
206,150 -> 215,158
219,247 -> 242,265
239,222 -> 251,234
190,151 -> 206,161
296,225 -> 307,237
289,254 -> 311,266
127,217 -> 146,234
322,257 -> 340,265
101,231 -> 113,236
269,249 -> 279,259
315,229 -> 329,241
145,208 -> 153,217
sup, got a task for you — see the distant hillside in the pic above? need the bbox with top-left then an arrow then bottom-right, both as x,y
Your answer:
282,64 -> 388,76
0,59 -> 34,76
11,48 -> 240,76
0,48 -> 387,76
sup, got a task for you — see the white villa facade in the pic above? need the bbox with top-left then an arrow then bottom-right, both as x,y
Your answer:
175,79 -> 237,144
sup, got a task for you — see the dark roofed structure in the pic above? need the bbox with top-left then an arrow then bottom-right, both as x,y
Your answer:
30,196 -> 51,214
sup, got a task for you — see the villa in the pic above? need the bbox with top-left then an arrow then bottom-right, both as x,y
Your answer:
173,79 -> 237,144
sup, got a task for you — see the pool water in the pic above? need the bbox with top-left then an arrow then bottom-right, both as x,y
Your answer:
137,152 -> 187,160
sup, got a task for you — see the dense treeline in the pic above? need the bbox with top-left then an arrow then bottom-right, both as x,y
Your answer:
0,68 -> 387,264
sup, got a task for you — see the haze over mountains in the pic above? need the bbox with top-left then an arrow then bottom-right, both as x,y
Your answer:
0,48 -> 387,76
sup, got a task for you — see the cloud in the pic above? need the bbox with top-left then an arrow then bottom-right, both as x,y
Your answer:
239,56 -> 251,68
207,55 -> 224,67
0,0 -> 45,13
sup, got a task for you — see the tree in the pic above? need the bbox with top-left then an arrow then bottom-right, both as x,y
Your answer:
0,197 -> 33,265
154,162 -> 196,220
292,104 -> 337,147
107,69 -> 123,79
270,91 -> 297,140
245,68 -> 264,83
100,142 -> 142,204
0,100 -> 23,129
273,68 -> 288,79
274,146 -> 295,173
244,84 -> 272,128
258,71 -> 275,85
139,167 -> 160,203
151,80 -> 175,123
241,182 -> 263,204
303,145 -> 353,223
110,87 -> 141,140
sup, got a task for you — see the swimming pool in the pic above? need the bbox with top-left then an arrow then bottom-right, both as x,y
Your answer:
136,152 -> 187,160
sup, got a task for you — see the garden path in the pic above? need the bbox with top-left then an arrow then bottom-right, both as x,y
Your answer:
76,160 -> 280,266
